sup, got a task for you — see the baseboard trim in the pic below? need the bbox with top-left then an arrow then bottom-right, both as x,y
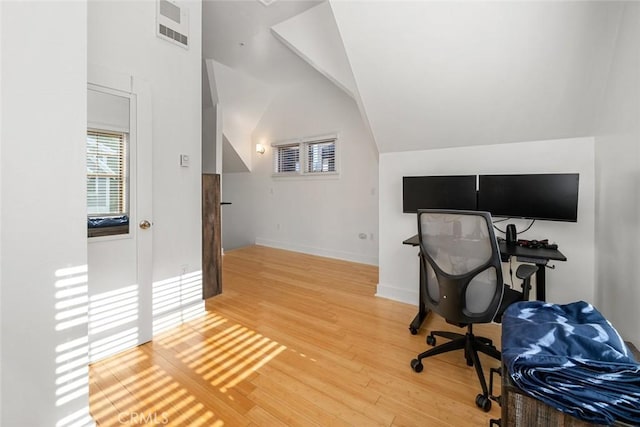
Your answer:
375,282 -> 418,306
152,301 -> 206,335
254,237 -> 378,266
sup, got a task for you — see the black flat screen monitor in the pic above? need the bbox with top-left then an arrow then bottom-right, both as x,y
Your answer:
478,173 -> 579,222
403,175 -> 477,213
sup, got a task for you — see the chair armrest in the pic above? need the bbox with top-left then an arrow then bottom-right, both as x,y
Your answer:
516,264 -> 538,280
515,264 -> 538,301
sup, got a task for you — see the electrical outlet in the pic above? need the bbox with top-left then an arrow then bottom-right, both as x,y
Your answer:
359,233 -> 367,240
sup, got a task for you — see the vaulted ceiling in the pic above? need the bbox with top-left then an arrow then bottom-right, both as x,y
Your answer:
202,0 -> 626,169
202,0 -> 322,88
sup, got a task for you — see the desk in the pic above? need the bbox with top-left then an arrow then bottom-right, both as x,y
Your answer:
495,241 -> 567,301
402,234 -> 567,334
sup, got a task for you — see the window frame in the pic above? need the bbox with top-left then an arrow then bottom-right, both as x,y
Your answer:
273,142 -> 301,175
271,134 -> 339,178
87,83 -> 137,240
86,128 -> 130,238
87,128 -> 129,216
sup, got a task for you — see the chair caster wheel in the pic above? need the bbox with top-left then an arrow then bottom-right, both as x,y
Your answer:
410,359 -> 423,373
409,327 -> 418,335
476,394 -> 491,412
426,335 -> 436,346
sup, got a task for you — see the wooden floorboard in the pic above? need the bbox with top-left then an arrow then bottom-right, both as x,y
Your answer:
90,245 -> 503,426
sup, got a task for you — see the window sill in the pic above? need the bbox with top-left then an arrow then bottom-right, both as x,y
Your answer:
271,172 -> 340,180
88,215 -> 129,238
88,224 -> 129,238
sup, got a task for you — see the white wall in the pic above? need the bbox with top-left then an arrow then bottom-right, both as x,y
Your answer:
221,172 -> 256,250
88,1 -> 203,331
202,61 -> 221,174
1,2 -> 91,425
379,137 -> 595,307
594,2 -> 640,345
210,59 -> 272,172
202,105 -> 218,174
0,1 -> 3,420
222,74 -> 379,265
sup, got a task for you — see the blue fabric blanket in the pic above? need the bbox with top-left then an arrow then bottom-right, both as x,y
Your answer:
502,301 -> 640,425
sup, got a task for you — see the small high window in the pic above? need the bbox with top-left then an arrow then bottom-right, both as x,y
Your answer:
275,144 -> 300,173
272,135 -> 338,176
306,140 -> 336,173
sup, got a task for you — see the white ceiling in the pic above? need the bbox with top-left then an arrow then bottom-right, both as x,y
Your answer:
330,1 -> 624,152
202,0 -> 628,154
202,0 -> 323,87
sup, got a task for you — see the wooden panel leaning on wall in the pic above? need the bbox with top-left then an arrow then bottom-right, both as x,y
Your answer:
202,173 -> 222,299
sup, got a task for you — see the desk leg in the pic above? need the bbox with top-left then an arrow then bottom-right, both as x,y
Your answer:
409,304 -> 428,335
409,252 -> 430,335
536,264 -> 546,301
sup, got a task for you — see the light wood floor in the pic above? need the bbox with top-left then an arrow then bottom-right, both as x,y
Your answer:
90,245 -> 503,426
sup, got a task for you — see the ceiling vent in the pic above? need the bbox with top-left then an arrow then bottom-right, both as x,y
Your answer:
157,0 -> 189,49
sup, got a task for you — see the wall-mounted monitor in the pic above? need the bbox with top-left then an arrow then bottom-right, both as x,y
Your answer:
402,175 -> 477,213
477,173 -> 579,222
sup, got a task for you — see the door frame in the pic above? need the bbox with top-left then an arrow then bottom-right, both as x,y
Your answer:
87,65 -> 153,356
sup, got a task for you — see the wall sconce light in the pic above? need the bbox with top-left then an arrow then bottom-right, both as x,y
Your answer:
256,143 -> 266,155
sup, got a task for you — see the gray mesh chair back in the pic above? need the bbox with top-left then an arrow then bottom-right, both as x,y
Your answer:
410,209 -> 527,412
419,209 -> 504,326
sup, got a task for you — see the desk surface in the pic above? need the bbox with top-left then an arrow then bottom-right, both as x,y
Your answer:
402,234 -> 567,262
498,241 -> 566,262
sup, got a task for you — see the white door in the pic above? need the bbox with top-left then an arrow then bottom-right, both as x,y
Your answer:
87,72 -> 153,362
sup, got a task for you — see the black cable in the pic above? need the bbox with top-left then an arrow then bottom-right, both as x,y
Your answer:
493,218 -> 536,235
492,218 -> 510,223
493,223 -> 507,234
509,256 -> 514,288
520,219 -> 536,234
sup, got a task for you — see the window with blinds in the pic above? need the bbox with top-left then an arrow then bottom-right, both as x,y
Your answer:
274,144 -> 300,173
87,129 -> 128,218
272,135 -> 337,176
306,139 -> 336,173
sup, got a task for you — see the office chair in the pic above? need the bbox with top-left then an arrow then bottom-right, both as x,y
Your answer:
409,210 -> 536,412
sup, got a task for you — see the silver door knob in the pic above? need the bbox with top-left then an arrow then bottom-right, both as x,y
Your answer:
139,220 -> 151,230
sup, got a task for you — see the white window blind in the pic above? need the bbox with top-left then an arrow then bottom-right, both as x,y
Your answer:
274,144 -> 300,174
306,139 -> 336,173
87,130 -> 127,216
272,135 -> 337,176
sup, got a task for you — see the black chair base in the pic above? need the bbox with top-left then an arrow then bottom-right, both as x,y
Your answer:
410,324 -> 500,412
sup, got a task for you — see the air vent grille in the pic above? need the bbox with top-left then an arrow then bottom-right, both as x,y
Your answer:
159,23 -> 188,46
157,0 -> 189,49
